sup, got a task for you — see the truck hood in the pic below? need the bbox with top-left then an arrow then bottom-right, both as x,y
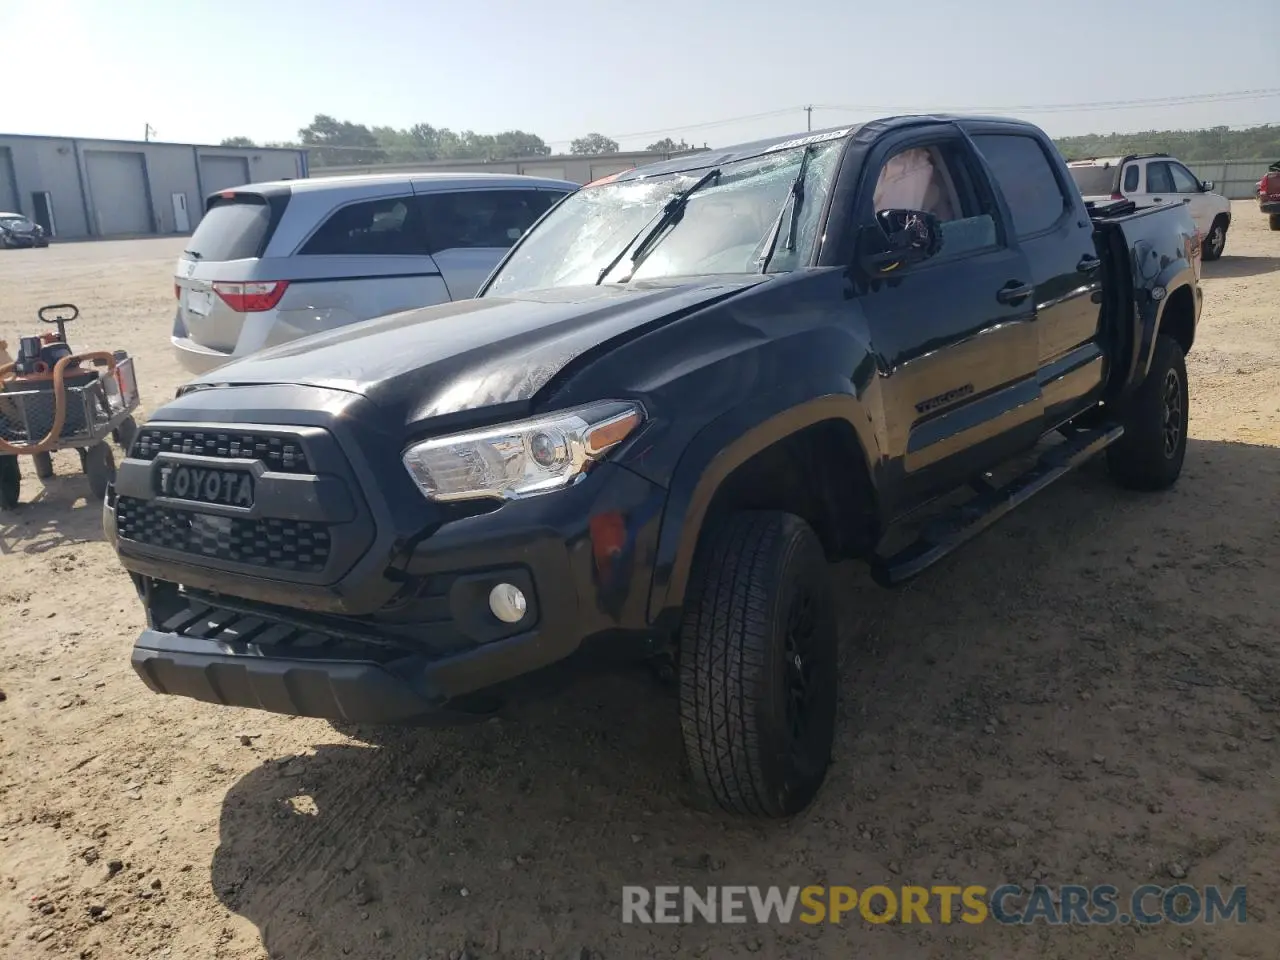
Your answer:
185,277 -> 768,428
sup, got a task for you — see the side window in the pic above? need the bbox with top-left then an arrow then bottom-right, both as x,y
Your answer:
1123,164 -> 1140,193
1169,163 -> 1201,193
299,196 -> 428,256
970,133 -> 1070,237
420,189 -> 564,252
1146,162 -> 1175,195
869,142 -> 998,258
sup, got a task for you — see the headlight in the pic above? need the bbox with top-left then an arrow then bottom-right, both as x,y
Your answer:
401,400 -> 645,502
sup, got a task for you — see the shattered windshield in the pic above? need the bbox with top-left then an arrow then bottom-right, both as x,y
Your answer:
482,140 -> 842,297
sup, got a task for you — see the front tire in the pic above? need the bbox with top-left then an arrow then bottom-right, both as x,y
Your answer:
1106,334 -> 1188,491
678,511 -> 838,818
1201,217 -> 1228,261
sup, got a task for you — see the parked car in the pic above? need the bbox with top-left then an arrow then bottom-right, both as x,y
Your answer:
0,212 -> 49,248
1066,153 -> 1231,259
1258,160 -> 1280,230
110,115 -> 1201,818
170,172 -> 578,374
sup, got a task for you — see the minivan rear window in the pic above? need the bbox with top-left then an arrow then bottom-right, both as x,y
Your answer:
184,196 -> 274,262
1067,164 -> 1120,197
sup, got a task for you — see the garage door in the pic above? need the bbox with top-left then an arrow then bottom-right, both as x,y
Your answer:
0,148 -> 18,213
200,155 -> 251,197
85,150 -> 152,236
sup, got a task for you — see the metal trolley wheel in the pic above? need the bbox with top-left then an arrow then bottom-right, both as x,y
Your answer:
79,442 -> 116,503
0,455 -> 18,510
32,451 -> 54,479
112,414 -> 138,454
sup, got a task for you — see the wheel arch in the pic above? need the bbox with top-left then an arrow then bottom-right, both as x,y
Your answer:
647,391 -> 882,630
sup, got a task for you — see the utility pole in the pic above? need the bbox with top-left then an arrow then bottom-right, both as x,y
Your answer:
144,123 -> 156,142
804,105 -> 812,132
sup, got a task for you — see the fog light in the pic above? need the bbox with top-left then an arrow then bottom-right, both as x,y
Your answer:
488,583 -> 527,623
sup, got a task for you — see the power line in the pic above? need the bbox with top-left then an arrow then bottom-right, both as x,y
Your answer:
814,87 -> 1280,118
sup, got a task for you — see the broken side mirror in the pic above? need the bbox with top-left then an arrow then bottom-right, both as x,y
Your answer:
859,208 -> 944,274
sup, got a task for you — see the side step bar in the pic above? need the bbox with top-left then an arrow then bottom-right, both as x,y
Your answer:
869,424 -> 1124,587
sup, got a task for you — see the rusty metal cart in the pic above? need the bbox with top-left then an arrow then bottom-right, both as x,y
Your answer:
0,304 -> 141,509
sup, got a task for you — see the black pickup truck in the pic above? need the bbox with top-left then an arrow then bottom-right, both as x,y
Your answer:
107,115 -> 1201,818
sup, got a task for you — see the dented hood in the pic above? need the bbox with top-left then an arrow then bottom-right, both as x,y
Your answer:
185,278 -> 767,429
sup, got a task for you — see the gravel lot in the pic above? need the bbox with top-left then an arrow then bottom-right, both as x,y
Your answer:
1,202 -> 1278,960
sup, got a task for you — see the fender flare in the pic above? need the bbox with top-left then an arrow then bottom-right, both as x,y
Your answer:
1130,272 -> 1198,390
646,383 -> 881,626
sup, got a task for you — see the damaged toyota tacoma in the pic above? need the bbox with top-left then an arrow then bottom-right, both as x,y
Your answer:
106,115 -> 1201,818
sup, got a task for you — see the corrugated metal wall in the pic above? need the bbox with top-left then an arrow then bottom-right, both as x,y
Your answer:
1185,160 -> 1272,199
0,134 -> 307,238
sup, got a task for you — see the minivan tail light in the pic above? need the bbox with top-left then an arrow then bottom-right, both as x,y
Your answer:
212,280 -> 289,312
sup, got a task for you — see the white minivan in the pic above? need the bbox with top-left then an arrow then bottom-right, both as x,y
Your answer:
171,172 -> 578,374
1066,153 -> 1232,260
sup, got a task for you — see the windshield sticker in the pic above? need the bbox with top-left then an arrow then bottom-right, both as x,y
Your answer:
765,128 -> 852,154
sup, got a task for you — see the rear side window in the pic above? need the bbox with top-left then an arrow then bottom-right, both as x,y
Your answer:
1067,164 -> 1119,197
299,196 -> 430,256
186,197 -> 273,261
1123,164 -> 1140,192
420,189 -> 567,251
972,134 -> 1070,237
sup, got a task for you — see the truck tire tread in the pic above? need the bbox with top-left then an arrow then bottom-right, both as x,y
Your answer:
1106,334 -> 1188,491
678,510 -> 837,818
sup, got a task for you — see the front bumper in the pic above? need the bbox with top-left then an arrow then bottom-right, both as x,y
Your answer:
109,404 -> 668,722
1,233 -> 38,248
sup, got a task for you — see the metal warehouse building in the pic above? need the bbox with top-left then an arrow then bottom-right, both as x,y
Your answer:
0,134 -> 307,240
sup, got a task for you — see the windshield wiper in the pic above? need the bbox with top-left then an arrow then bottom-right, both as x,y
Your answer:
758,146 -> 814,274
596,168 -> 722,285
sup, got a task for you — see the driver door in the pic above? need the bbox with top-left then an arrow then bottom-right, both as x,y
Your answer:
851,127 -> 1042,514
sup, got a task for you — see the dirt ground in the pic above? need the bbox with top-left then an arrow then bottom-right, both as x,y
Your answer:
1,201 -> 1277,960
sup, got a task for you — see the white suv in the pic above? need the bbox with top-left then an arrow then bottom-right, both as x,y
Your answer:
1066,153 -> 1232,260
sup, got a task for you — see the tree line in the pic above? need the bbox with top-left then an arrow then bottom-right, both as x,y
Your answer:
222,114 -> 1277,166
1056,125 -> 1280,163
220,115 -> 697,166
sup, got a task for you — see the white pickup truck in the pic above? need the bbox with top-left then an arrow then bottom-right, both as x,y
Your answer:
1067,153 -> 1232,260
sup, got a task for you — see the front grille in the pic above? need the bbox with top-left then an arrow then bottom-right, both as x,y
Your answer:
132,428 -> 310,473
117,496 -> 330,572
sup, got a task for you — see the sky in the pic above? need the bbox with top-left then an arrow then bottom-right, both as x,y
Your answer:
2,0 -> 1278,152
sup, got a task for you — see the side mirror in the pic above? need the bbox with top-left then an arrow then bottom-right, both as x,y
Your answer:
1201,180 -> 1214,192
859,208 -> 944,274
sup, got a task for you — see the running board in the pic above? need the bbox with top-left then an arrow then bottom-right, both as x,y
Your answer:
869,424 -> 1124,588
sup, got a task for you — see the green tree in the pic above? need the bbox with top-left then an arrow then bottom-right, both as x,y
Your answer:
219,136 -> 257,148
646,137 -> 692,153
298,114 -> 386,166
570,133 -> 620,156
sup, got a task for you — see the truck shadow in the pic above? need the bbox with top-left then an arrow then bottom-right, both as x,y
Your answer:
1201,254 -> 1280,280
210,435 -> 1280,959
0,470 -> 105,555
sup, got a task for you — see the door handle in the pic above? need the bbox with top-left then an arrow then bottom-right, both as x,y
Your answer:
1077,254 -> 1101,274
1152,197 -> 1165,203
996,280 -> 1033,305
